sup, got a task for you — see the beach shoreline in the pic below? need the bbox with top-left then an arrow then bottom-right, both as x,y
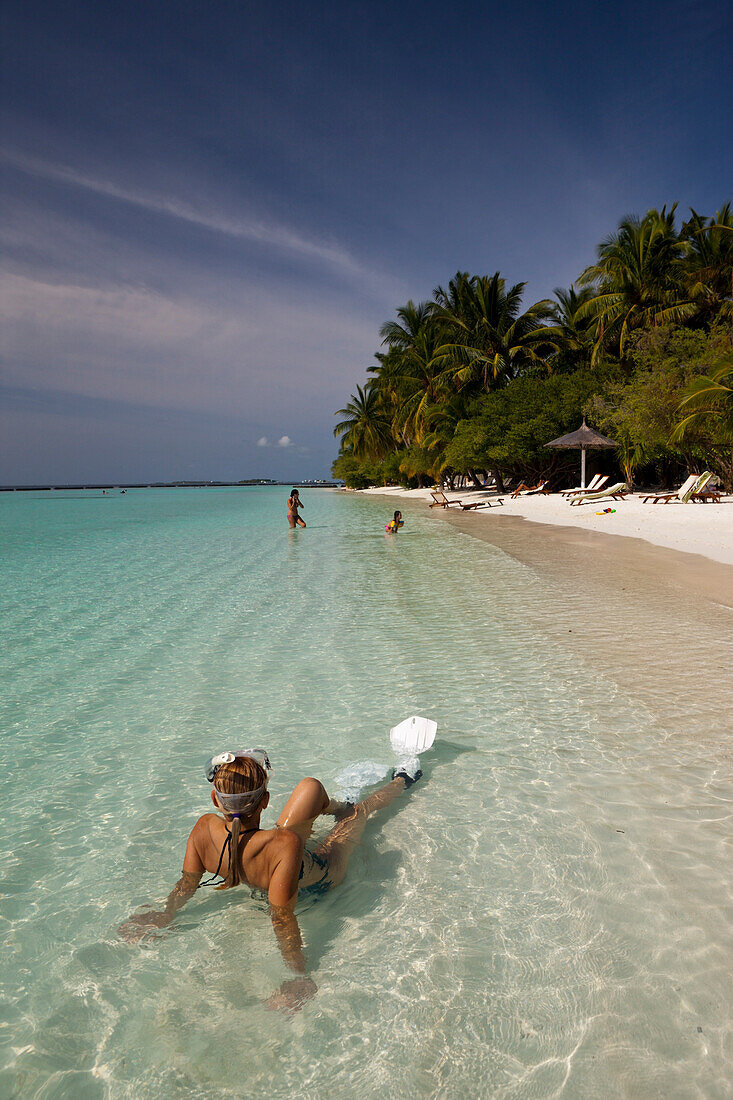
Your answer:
356,484 -> 733,575
358,483 -> 733,739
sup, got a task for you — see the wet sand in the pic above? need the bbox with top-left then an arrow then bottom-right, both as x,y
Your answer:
438,506 -> 733,743
442,508 -> 733,610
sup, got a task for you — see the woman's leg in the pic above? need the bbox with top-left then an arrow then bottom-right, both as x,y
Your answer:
288,515 -> 297,528
314,776 -> 409,886
296,517 -> 306,528
277,777 -> 347,841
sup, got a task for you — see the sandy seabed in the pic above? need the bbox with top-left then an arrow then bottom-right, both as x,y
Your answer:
357,483 -> 733,736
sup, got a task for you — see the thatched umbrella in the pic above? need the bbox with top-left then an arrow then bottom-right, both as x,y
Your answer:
544,418 -> 617,488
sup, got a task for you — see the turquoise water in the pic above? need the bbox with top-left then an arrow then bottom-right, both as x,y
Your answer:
1,487 -> 731,1099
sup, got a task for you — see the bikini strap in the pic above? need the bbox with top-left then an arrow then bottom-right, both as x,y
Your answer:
199,826 -> 232,888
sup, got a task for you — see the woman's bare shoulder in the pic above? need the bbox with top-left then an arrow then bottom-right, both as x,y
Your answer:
256,826 -> 302,858
190,813 -> 221,839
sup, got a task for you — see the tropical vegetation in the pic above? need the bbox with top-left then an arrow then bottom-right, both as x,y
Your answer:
332,203 -> 733,491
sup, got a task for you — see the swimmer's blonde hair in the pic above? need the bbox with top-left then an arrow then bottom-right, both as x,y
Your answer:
213,757 -> 268,890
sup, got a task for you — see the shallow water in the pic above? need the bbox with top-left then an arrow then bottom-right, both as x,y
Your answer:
0,487 -> 731,1099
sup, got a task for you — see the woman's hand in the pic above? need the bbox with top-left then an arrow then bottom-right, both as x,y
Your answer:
117,909 -> 172,942
264,976 -> 317,1016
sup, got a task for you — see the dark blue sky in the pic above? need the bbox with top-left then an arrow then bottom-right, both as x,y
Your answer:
1,0 -> 730,482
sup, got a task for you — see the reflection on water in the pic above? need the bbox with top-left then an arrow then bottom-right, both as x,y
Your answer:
0,488 -> 731,1099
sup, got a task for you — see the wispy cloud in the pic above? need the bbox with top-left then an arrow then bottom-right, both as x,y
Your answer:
0,270 -> 379,423
0,148 -> 392,288
277,435 -> 292,447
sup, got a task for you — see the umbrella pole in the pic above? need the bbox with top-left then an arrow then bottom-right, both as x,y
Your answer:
581,447 -> 586,489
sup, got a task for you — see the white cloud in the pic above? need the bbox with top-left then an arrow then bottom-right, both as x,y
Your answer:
0,148 -> 393,288
277,435 -> 291,447
256,436 -> 268,447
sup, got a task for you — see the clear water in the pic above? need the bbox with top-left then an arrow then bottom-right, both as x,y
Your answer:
1,488 -> 731,1099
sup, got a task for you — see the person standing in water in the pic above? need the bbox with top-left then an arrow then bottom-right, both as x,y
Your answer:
386,510 -> 404,533
287,488 -> 306,528
119,751 -> 421,1013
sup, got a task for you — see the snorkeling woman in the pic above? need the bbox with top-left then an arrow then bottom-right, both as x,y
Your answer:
119,751 -> 421,1013
287,488 -> 306,528
385,510 -> 404,533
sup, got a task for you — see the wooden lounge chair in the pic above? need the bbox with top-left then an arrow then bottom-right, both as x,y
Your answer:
560,474 -> 607,497
430,489 -> 461,508
642,473 -> 702,504
510,480 -> 550,499
429,488 -> 502,510
568,482 -> 628,506
469,497 -> 503,509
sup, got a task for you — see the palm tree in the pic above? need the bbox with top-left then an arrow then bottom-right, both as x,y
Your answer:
673,353 -> 733,439
373,301 -> 451,444
333,383 -> 394,460
433,272 -> 560,392
418,393 -> 490,489
680,204 -> 733,325
549,285 -> 596,368
390,328 -> 453,444
577,206 -> 692,363
379,299 -> 434,351
672,352 -> 733,490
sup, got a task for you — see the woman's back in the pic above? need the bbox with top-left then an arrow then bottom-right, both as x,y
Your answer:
191,813 -> 292,892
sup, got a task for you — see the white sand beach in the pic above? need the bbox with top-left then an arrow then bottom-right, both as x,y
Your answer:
358,485 -> 733,567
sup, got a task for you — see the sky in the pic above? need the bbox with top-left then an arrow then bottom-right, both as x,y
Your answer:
1,0 -> 731,484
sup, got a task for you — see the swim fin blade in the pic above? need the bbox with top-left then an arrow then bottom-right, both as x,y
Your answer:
389,715 -> 437,756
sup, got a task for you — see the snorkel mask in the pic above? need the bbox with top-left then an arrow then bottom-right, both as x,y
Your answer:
204,749 -> 272,816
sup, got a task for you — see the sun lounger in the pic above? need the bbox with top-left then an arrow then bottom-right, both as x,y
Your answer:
688,471 -> 721,502
429,488 -> 502,510
641,473 -> 700,504
568,482 -> 628,506
430,489 -> 472,508
560,474 -> 607,497
465,497 -> 503,509
429,489 -> 457,508
510,480 -> 550,498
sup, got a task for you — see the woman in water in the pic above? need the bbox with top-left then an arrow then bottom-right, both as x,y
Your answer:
287,488 -> 306,528
119,751 -> 420,1013
386,510 -> 404,533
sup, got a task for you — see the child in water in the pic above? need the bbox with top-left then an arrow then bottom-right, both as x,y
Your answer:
119,751 -> 421,1013
386,510 -> 404,533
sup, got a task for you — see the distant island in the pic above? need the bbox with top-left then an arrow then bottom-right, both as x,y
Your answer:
0,480 -> 339,492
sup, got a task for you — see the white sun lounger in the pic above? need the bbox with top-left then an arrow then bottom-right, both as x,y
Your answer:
560,474 -> 608,497
690,472 -> 722,502
568,482 -> 628,506
641,473 -> 702,504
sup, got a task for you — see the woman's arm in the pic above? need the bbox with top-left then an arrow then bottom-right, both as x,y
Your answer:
118,827 -> 204,941
266,831 -> 317,1013
267,829 -> 305,969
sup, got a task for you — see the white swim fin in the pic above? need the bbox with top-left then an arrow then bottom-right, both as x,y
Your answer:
389,715 -> 437,756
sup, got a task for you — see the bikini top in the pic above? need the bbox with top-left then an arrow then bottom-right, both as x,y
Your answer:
199,824 -> 256,888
